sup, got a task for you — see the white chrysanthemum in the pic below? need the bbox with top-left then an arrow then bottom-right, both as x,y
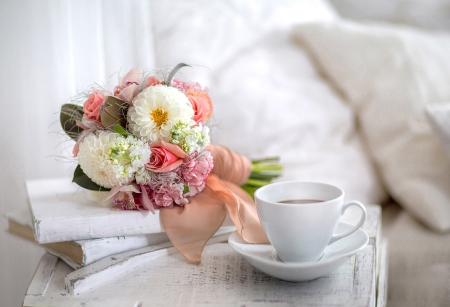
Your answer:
127,85 -> 194,143
77,131 -> 151,188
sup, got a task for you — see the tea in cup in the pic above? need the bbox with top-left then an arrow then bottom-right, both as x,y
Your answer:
254,181 -> 366,263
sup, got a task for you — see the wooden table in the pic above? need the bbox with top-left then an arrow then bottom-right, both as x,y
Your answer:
22,205 -> 388,307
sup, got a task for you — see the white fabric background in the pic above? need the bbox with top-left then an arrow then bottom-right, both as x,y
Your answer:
2,0 -> 450,306
0,1 -> 155,305
0,1 -> 382,304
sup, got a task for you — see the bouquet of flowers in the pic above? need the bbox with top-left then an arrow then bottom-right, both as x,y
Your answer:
60,64 -> 282,262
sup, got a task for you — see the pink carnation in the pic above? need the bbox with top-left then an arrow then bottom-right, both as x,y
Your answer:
145,182 -> 188,209
178,151 -> 213,187
172,78 -> 204,93
185,184 -> 205,198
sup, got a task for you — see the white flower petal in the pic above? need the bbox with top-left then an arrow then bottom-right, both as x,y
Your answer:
127,85 -> 194,143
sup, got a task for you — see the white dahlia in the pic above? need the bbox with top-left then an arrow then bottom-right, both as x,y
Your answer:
127,85 -> 194,143
77,131 -> 150,188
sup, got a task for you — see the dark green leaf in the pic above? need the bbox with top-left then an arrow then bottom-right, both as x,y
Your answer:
166,63 -> 191,86
60,104 -> 84,141
72,164 -> 110,191
101,96 -> 128,129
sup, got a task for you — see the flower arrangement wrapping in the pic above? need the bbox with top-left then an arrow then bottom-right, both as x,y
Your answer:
60,64 -> 282,263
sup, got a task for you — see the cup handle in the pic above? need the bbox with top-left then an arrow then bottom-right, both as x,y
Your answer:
328,201 -> 366,245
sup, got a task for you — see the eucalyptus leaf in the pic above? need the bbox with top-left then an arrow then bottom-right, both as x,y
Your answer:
166,63 -> 191,86
60,104 -> 84,141
72,164 -> 110,191
101,96 -> 128,129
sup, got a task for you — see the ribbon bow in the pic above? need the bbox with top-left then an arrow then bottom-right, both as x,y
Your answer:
160,144 -> 269,263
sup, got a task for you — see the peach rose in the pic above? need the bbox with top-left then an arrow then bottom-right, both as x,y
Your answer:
83,90 -> 109,121
146,141 -> 187,172
186,90 -> 213,123
144,76 -> 163,87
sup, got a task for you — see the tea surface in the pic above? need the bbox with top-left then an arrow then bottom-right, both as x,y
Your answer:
278,199 -> 324,204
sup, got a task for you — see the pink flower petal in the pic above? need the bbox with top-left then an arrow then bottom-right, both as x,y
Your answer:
120,67 -> 143,86
151,159 -> 184,172
151,141 -> 187,158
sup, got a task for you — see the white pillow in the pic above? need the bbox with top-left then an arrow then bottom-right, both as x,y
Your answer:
149,0 -> 387,204
426,103 -> 450,160
294,20 -> 450,232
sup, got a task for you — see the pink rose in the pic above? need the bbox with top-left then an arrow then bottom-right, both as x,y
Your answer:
186,90 -> 213,123
114,67 -> 143,104
145,141 -> 187,172
83,90 -> 108,121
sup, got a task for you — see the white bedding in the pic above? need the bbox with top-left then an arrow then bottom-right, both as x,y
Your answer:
150,0 -> 387,204
294,20 -> 450,232
295,16 -> 450,307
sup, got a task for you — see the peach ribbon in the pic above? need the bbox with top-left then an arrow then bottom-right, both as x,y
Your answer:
160,144 -> 269,264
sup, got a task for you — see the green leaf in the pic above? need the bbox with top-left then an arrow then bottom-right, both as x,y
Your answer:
60,104 -> 84,141
251,157 -> 280,164
183,185 -> 190,194
245,178 -> 272,188
249,173 -> 282,180
101,96 -> 128,129
252,162 -> 283,173
72,164 -> 110,191
166,63 -> 191,86
114,124 -> 132,137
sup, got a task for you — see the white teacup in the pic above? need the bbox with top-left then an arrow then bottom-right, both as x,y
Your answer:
255,181 -> 366,263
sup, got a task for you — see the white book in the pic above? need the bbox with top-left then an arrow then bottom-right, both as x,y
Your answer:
7,209 -> 236,269
5,210 -> 167,268
26,178 -> 234,244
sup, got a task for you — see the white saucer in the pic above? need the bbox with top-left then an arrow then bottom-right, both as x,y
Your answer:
228,222 -> 369,282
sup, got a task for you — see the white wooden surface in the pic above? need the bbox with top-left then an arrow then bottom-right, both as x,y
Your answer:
65,232 -> 231,295
22,204 -> 384,307
65,204 -> 382,297
24,244 -> 376,307
376,240 -> 389,307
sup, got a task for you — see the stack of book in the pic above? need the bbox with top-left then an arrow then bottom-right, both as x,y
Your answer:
7,178 -> 388,307
6,178 -> 235,295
